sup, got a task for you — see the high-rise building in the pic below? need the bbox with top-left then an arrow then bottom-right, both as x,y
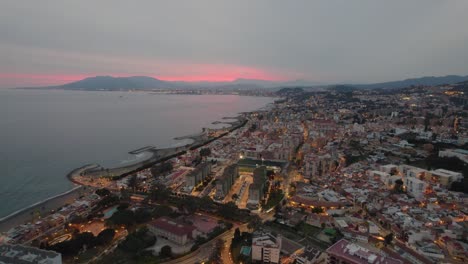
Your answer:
215,164 -> 239,199
185,162 -> 212,188
247,166 -> 267,209
252,232 -> 282,264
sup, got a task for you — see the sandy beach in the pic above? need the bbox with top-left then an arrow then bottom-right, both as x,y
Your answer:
0,186 -> 93,232
0,115 -> 246,234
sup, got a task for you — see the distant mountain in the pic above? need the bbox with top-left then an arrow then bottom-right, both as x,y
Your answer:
20,74 -> 468,91
354,75 -> 468,89
60,76 -> 173,90
328,85 -> 358,92
50,76 -> 323,91
230,78 -> 323,88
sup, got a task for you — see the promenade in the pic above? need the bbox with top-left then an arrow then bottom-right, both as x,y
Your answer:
0,186 -> 92,232
0,115 -> 246,239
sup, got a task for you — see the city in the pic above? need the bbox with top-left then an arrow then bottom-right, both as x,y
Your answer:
1,81 -> 467,264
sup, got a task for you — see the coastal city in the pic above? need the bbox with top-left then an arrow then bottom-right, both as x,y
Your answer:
1,81 -> 467,264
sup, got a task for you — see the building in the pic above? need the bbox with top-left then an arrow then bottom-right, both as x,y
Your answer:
0,244 -> 62,264
215,164 -> 239,199
304,154 -> 336,179
185,162 -> 212,188
252,232 -> 282,264
294,246 -> 322,264
438,148 -> 468,163
326,239 -> 402,264
405,176 -> 428,199
427,169 -> 463,187
247,166 -> 267,209
147,217 -> 198,245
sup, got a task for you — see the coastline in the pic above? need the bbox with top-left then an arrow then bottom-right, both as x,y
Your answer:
0,186 -> 90,232
0,110 -> 253,233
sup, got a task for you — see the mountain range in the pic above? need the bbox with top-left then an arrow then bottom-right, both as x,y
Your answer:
53,76 -> 322,91
25,74 -> 468,91
351,75 -> 468,89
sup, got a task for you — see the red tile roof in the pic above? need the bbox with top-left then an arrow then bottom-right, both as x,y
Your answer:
149,217 -> 196,238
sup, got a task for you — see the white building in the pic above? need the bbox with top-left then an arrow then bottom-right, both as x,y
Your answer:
405,177 -> 428,199
429,169 -> 463,187
0,244 -> 62,264
147,217 -> 198,245
252,232 -> 282,264
438,149 -> 468,164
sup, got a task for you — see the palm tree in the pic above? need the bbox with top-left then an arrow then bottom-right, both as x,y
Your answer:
127,175 -> 138,192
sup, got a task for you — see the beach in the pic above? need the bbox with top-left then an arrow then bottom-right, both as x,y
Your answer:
0,113 -> 248,233
0,186 -> 92,232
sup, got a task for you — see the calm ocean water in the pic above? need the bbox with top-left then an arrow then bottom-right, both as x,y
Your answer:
0,89 -> 274,218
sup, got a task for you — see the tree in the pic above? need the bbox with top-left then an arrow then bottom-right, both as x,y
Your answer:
233,228 -> 241,242
218,202 -> 239,220
393,179 -> 404,193
48,232 -> 96,256
127,175 -> 138,192
311,207 -> 324,214
117,203 -> 130,211
384,233 -> 394,245
184,196 -> 201,214
106,209 -> 135,228
199,195 -> 214,210
150,183 -> 172,202
151,162 -> 174,177
247,215 -> 262,230
96,228 -> 115,245
160,245 -> 172,258
424,114 -> 431,132
199,148 -> 211,157
95,188 -> 111,197
134,208 -> 151,223
249,123 -> 258,132
151,205 -> 173,218
119,227 -> 156,255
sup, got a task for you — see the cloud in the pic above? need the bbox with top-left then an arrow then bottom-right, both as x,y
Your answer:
1,0 -> 467,88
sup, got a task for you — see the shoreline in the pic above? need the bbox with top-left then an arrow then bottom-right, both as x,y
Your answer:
0,111 -> 253,232
0,186 -> 90,232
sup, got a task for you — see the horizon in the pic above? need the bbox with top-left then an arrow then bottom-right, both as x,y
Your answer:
1,1 -> 468,88
2,73 -> 468,89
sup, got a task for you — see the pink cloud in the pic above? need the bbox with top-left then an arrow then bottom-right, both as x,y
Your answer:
0,73 -> 93,87
155,64 -> 290,82
0,64 -> 299,87
0,44 -> 307,87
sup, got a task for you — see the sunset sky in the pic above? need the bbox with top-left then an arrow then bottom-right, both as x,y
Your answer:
1,0 -> 468,88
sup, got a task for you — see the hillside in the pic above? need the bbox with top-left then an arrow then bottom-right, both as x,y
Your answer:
60,76 -> 173,90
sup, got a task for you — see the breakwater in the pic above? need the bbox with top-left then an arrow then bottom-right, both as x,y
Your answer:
0,116 -> 246,233
79,116 -> 246,180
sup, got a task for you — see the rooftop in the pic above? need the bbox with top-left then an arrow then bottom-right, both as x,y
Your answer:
0,244 -> 61,264
326,239 -> 402,264
148,217 -> 195,238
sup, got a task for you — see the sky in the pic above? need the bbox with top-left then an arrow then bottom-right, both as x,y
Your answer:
1,0 -> 468,88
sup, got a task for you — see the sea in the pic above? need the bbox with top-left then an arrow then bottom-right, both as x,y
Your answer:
0,89 -> 275,218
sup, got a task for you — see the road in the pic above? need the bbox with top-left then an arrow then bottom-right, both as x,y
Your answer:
161,223 -> 248,264
88,230 -> 128,264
